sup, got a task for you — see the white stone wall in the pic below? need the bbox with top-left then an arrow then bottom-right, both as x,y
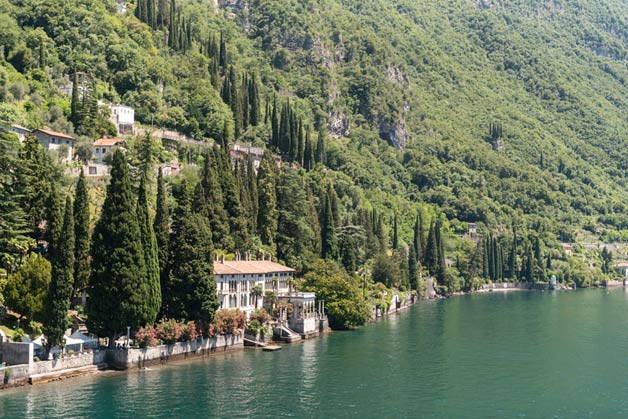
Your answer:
28,351 -> 106,376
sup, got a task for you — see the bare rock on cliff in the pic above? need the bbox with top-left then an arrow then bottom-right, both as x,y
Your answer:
378,116 -> 408,150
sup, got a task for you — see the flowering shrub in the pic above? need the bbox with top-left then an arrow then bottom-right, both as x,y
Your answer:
180,321 -> 199,341
213,309 -> 246,335
250,308 -> 271,325
156,318 -> 182,344
135,326 -> 158,348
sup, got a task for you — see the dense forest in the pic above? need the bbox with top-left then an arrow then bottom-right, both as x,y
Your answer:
1,0 -> 628,341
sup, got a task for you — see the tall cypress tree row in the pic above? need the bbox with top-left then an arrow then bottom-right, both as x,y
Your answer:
87,150 -> 151,346
321,192 -> 338,260
202,150 -> 230,248
73,170 -> 90,299
257,150 -> 278,248
44,196 -> 75,352
154,168 -> 170,309
279,101 -> 290,154
164,180 -> 219,324
137,175 -> 161,325
70,73 -> 80,127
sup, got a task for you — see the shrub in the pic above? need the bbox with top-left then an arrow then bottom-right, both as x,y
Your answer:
272,303 -> 294,319
180,321 -> 199,341
29,321 -> 43,336
250,308 -> 271,325
156,319 -> 182,344
213,309 -> 246,335
135,326 -> 158,348
12,328 -> 24,342
246,319 -> 262,335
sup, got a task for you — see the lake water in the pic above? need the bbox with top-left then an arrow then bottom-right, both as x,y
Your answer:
3,288 -> 628,418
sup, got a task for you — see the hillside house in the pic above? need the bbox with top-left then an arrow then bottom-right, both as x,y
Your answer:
109,104 -> 134,135
33,129 -> 75,162
231,143 -> 282,170
1,124 -> 31,142
93,138 -> 125,163
213,254 -> 295,317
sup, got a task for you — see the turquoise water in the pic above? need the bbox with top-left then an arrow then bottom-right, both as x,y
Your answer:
3,289 -> 628,418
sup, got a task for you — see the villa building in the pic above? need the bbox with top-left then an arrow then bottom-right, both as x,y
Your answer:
213,254 -> 294,317
1,124 -> 31,142
109,104 -> 135,135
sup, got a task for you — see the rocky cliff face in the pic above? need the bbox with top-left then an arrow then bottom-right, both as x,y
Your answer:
378,116 -> 408,150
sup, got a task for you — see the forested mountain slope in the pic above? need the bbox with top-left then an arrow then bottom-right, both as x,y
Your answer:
2,0 -> 628,242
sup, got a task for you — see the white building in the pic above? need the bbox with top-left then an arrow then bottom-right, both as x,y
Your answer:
93,138 -> 125,163
1,124 -> 31,142
109,104 -> 134,135
214,256 -> 295,317
33,129 -> 75,162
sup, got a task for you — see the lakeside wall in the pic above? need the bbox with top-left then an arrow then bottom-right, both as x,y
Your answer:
0,334 -> 243,388
108,334 -> 243,370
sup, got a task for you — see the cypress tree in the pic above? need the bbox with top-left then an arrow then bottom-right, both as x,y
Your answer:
249,74 -> 260,126
304,129 -> 314,170
44,196 -> 75,352
241,74 -> 249,130
45,182 -> 63,259
315,130 -> 326,164
321,193 -> 338,260
296,120 -> 305,165
87,150 -> 150,347
271,96 -> 279,149
483,236 -> 489,279
219,31 -> 227,68
202,150 -> 230,248
73,170 -> 90,299
392,213 -> 399,250
424,221 -> 439,276
70,73 -> 81,131
165,181 -> 219,324
435,220 -> 446,283
507,227 -> 517,280
137,175 -> 161,325
279,101 -> 290,154
257,150 -> 278,247
154,168 -> 170,308
246,156 -> 258,233
408,244 -> 418,291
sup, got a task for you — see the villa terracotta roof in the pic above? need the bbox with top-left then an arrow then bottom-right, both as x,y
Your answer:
94,138 -> 124,146
34,128 -> 75,140
213,260 -> 295,275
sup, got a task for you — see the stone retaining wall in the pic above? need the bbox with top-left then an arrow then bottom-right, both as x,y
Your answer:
29,351 -> 106,376
107,334 -> 243,370
0,365 -> 30,388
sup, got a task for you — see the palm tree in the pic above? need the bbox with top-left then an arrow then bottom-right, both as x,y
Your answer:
251,285 -> 263,309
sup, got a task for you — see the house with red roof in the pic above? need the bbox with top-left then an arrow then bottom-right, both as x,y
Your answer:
33,128 -> 76,162
93,138 -> 125,163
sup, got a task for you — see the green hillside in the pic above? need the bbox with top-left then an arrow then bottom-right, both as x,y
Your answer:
2,0 -> 628,283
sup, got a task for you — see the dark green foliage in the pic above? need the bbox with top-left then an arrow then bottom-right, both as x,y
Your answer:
301,260 -> 370,330
424,221 -> 439,276
0,133 -> 30,275
73,170 -> 90,297
154,168 -> 170,303
315,130 -> 325,165
257,150 -> 278,248
4,253 -> 50,322
408,244 -> 419,291
164,180 -> 219,324
392,213 -> 399,250
321,191 -> 338,260
276,168 -> 317,270
87,150 -> 151,345
199,151 -> 230,248
137,175 -> 161,325
44,196 -> 75,349
44,182 -> 62,257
